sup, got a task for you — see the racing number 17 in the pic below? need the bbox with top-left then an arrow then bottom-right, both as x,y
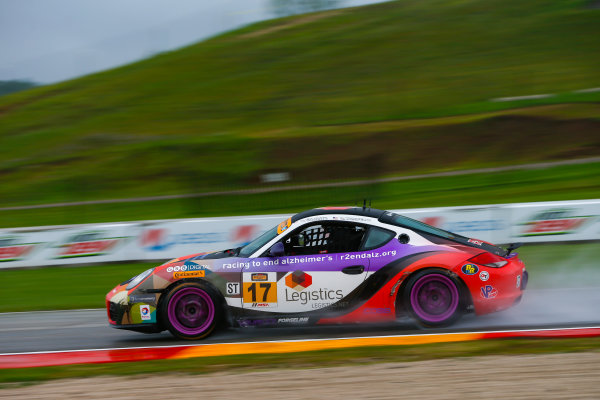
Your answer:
243,282 -> 277,303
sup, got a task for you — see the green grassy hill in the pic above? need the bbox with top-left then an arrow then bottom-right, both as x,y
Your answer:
1,0 -> 599,224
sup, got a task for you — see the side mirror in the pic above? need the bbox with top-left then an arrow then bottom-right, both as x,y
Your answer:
269,242 -> 285,257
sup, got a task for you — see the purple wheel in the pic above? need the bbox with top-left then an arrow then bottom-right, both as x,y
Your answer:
161,283 -> 219,340
405,271 -> 462,327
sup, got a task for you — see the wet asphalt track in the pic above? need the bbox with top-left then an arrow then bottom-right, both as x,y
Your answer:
1,287 -> 599,354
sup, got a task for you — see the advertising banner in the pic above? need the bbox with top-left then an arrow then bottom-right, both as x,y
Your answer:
1,200 -> 598,269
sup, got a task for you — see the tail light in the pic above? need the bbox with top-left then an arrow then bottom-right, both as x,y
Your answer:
469,252 -> 508,268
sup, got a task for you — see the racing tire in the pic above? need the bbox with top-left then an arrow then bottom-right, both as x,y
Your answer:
403,269 -> 463,328
160,281 -> 220,340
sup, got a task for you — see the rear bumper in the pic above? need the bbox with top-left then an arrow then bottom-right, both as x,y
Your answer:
463,258 -> 527,316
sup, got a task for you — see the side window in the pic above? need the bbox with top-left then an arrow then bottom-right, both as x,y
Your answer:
362,227 -> 395,250
283,222 -> 367,256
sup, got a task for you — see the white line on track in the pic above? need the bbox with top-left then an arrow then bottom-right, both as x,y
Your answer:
2,325 -> 599,357
0,323 -> 106,332
0,308 -> 104,316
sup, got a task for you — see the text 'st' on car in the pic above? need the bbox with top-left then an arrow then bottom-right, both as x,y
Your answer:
107,207 -> 527,340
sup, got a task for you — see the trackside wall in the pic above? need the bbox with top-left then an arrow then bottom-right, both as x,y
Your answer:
1,199 -> 598,269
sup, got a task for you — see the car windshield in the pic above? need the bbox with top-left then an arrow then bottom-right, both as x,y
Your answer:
237,225 -> 279,257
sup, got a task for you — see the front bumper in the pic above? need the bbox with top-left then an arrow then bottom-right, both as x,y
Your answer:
106,284 -> 161,330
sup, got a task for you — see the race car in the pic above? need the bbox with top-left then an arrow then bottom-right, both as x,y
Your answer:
106,206 -> 527,340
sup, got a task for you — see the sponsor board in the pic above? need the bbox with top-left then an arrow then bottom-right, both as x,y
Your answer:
0,237 -> 38,262
519,209 -> 595,237
56,231 -> 125,258
2,200 -> 600,269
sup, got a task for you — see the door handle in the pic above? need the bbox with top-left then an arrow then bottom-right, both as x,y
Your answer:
342,265 -> 365,275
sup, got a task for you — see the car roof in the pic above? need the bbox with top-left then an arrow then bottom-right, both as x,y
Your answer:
292,206 -> 386,223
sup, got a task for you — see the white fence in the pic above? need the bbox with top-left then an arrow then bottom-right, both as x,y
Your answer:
1,199 -> 598,269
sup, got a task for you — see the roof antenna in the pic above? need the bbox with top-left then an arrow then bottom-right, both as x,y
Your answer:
362,199 -> 366,211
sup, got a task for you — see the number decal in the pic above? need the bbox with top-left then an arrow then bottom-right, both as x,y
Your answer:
243,282 -> 277,304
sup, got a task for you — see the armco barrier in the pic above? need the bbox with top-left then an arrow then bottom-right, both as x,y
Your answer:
1,199 -> 598,269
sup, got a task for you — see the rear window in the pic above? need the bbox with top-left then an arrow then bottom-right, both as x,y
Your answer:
362,227 -> 395,250
382,213 -> 464,240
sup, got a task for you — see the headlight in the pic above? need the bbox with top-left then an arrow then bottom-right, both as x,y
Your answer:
126,268 -> 155,290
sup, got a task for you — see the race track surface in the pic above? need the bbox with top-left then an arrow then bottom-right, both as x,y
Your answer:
1,287 -> 599,354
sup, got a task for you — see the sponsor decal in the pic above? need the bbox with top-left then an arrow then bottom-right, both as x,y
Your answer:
277,218 -> 292,234
480,285 -> 498,299
277,317 -> 309,324
285,270 -> 313,291
226,282 -> 240,295
285,288 -> 343,305
174,270 -> 205,279
140,305 -> 151,321
364,307 -> 392,315
0,237 -> 37,262
238,318 -> 277,327
243,282 -> 277,305
56,231 -> 124,258
283,270 -> 342,305
516,275 -> 521,288
479,271 -> 490,282
461,263 -> 479,275
251,273 -> 268,282
520,209 -> 595,236
468,238 -> 484,246
222,261 -> 251,270
129,294 -> 155,303
166,263 -> 208,273
341,250 -> 396,260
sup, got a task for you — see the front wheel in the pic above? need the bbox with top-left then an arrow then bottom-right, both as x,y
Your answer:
160,282 -> 220,340
403,270 -> 463,327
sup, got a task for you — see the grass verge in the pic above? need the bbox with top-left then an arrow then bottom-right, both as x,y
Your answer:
1,337 -> 600,385
2,161 -> 599,228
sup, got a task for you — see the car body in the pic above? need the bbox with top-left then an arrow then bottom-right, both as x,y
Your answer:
106,207 -> 527,339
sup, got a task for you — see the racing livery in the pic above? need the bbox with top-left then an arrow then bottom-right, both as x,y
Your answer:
107,207 -> 528,340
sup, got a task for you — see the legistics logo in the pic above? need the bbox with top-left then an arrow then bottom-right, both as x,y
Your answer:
285,270 -> 312,292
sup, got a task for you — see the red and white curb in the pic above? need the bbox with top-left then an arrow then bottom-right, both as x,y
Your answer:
2,326 -> 599,369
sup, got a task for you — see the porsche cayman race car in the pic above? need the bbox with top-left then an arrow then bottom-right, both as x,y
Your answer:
107,207 -> 528,340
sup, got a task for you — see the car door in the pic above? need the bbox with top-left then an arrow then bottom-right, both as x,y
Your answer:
241,221 -> 372,314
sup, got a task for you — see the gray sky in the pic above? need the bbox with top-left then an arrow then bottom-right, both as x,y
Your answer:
0,0 -> 386,84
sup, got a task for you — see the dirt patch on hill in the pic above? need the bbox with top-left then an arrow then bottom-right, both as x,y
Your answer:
2,352 -> 599,399
238,10 -> 344,40
257,115 -> 600,184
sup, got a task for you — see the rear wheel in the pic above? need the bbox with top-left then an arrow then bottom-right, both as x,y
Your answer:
403,270 -> 463,327
160,282 -> 219,340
